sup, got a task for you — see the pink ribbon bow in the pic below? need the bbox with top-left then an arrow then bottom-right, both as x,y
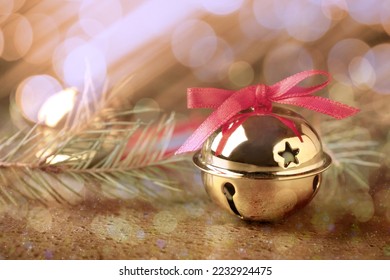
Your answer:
175,70 -> 359,155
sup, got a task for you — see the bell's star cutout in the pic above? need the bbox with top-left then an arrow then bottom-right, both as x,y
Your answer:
278,142 -> 300,168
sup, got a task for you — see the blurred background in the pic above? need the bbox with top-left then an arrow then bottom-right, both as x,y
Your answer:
1,0 -> 390,121
1,0 -> 390,260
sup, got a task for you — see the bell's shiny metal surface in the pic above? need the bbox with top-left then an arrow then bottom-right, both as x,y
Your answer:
193,106 -> 331,221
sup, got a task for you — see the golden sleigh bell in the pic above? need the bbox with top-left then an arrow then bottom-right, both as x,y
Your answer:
193,106 -> 332,221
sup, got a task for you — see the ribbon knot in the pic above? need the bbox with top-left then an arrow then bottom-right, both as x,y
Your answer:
175,70 -> 360,155
254,84 -> 272,112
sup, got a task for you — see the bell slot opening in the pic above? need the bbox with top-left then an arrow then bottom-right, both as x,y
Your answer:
222,182 -> 242,218
312,175 -> 320,192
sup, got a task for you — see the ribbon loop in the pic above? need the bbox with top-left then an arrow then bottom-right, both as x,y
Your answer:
175,70 -> 360,155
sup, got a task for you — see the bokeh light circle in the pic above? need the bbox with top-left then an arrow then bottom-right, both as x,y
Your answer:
15,75 -> 63,123
192,37 -> 234,82
239,2 -> 280,40
1,13 -> 33,61
327,39 -> 370,85
24,13 -> 60,64
90,215 -> 142,244
228,61 -> 254,87
38,87 -> 78,127
328,83 -> 357,108
254,0 -> 331,41
364,43 -> 390,94
153,211 -> 178,234
350,194 -> 375,222
0,1 -> 14,23
253,0 -> 285,30
66,21 -> 92,41
12,0 -> 26,12
133,98 -> 161,122
201,0 -> 243,15
79,0 -> 123,37
321,0 -> 348,20
348,57 -> 376,89
52,37 -> 87,82
63,43 -> 107,88
171,19 -> 217,68
278,0 -> 331,42
27,207 -> 53,233
263,42 -> 313,84
345,0 -> 383,25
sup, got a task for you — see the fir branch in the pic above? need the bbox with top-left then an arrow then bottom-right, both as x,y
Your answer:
321,117 -> 383,191
0,75 -> 192,206
0,112 -> 192,205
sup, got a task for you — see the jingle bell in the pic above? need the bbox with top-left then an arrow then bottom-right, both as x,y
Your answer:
193,106 -> 332,221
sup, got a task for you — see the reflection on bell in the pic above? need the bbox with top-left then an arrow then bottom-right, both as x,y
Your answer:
193,106 -> 331,221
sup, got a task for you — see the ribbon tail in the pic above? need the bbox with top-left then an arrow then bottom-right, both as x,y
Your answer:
215,117 -> 247,156
175,116 -> 220,154
278,96 -> 360,119
270,114 -> 303,142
